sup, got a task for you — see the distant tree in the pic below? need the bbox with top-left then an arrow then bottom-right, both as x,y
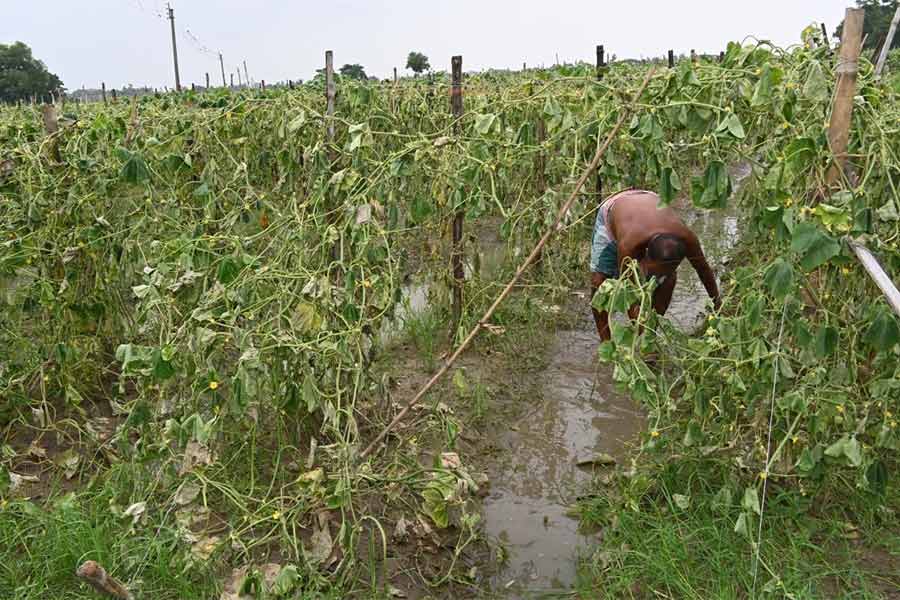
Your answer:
405,52 -> 430,76
339,63 -> 367,80
834,1 -> 899,52
0,42 -> 63,103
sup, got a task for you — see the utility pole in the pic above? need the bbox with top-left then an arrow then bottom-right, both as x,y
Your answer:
230,73 -> 234,88
167,4 -> 181,91
243,60 -> 250,87
219,53 -> 227,87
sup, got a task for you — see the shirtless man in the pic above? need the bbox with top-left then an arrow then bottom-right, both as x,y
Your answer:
590,189 -> 721,340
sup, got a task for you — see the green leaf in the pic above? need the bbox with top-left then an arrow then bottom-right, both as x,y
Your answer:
716,113 -> 746,139
751,64 -> 777,106
271,565 -> 300,596
474,113 -> 498,135
790,222 -> 840,270
803,60 -> 829,103
287,110 -> 307,132
763,258 -> 795,299
742,486 -> 761,516
691,161 -> 732,208
295,302 -> 324,336
783,138 -> 816,175
216,256 -> 241,284
672,494 -> 691,510
303,376 -> 318,413
659,167 -> 682,205
864,311 -> 900,351
814,325 -> 838,358
117,147 -> 150,184
734,512 -> 749,536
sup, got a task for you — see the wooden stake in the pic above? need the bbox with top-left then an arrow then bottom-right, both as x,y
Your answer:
393,67 -> 398,83
450,55 -> 465,333
596,44 -> 605,80
205,72 -> 210,89
826,7 -> 864,187
219,52 -> 227,87
325,50 -> 335,141
359,68 -> 655,460
875,4 -> 900,77
668,49 -> 674,68
595,45 -> 604,199
41,104 -> 58,134
230,73 -> 234,88
101,82 -> 107,104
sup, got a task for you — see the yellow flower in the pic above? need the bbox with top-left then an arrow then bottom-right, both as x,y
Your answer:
836,405 -> 844,413
782,122 -> 790,130
705,327 -> 716,337
651,430 -> 660,438
841,267 -> 850,275
759,471 -> 767,481
272,511 -> 281,521
362,279 -> 372,288
791,435 -> 799,443
209,381 -> 219,390
784,197 -> 794,207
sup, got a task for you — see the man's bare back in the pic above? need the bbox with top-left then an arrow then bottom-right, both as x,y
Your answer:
589,190 -> 720,340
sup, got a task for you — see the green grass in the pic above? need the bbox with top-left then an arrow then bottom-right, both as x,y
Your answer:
575,460 -> 900,599
0,487 -> 217,599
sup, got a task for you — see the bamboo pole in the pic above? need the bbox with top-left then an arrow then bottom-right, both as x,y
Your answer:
359,68 -> 656,460
875,4 -> 900,77
825,7 -> 864,188
849,241 -> 900,319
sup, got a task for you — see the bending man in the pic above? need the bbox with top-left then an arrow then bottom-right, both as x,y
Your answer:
590,189 -> 720,340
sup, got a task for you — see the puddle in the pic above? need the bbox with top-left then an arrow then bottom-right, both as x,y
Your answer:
483,162 -> 750,596
483,322 -> 643,595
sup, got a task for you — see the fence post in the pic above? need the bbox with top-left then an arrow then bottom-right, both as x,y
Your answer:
690,49 -> 697,63
450,55 -> 465,332
596,45 -> 605,79
325,50 -> 335,142
595,45 -> 604,200
101,82 -> 107,104
206,72 -> 210,89
111,88 -> 117,102
668,49 -> 674,68
825,7 -> 864,187
261,80 -> 266,91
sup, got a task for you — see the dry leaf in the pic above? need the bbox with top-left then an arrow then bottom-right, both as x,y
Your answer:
123,502 -> 147,525
190,534 -> 222,561
440,452 -> 461,470
175,480 -> 201,506
180,441 -> 213,475
307,513 -> 333,567
27,441 -> 47,459
393,516 -> 410,543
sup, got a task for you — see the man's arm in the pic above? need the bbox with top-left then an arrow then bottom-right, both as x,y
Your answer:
684,231 -> 720,308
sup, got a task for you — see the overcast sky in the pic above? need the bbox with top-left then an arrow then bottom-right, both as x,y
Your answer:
4,0 -> 852,90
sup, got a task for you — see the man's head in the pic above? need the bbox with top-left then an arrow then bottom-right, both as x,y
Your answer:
641,233 -> 686,278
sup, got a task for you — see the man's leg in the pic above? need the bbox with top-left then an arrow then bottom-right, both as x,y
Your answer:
590,272 -> 611,340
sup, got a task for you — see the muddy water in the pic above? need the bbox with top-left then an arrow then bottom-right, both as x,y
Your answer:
483,164 -> 749,596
